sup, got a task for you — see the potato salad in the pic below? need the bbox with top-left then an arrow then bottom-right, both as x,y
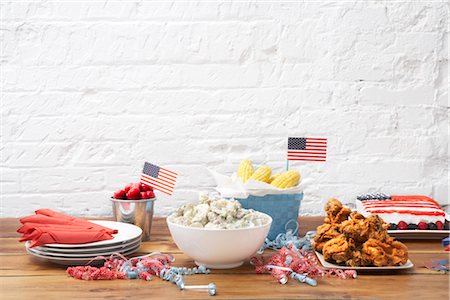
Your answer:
169,194 -> 269,229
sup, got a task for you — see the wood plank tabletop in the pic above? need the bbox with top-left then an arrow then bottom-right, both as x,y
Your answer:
1,217 -> 448,299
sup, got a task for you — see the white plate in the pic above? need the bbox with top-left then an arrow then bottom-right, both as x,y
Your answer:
315,251 -> 414,270
26,244 -> 141,266
34,236 -> 141,253
42,220 -> 142,248
387,230 -> 449,240
27,239 -> 141,258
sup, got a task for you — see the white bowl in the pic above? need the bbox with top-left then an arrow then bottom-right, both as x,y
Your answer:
167,214 -> 272,269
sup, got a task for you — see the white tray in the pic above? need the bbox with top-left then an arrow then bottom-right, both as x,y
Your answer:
315,251 -> 414,270
387,230 -> 449,240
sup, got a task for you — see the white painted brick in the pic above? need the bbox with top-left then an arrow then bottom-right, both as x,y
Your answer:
360,85 -> 435,106
2,143 -> 77,168
396,107 -> 435,130
1,1 -> 447,218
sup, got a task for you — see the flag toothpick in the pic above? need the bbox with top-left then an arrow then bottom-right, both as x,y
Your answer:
140,162 -> 178,196
287,137 -> 328,162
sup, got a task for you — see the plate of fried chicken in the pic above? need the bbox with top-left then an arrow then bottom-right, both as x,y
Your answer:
313,199 -> 413,269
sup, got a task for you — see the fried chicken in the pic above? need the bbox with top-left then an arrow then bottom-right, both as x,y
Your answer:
313,223 -> 341,252
362,238 -> 408,266
324,198 -> 352,224
314,198 -> 409,267
322,235 -> 355,265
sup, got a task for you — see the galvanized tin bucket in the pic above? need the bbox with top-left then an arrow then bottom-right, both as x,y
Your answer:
110,197 -> 156,242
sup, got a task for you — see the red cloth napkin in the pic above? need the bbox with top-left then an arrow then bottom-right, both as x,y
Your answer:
26,229 -> 114,248
21,209 -> 118,234
19,209 -> 116,248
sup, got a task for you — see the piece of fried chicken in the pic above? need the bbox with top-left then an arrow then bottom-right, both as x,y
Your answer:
313,223 -> 341,252
340,213 -> 390,244
322,235 -> 355,265
362,238 -> 409,266
324,198 -> 352,224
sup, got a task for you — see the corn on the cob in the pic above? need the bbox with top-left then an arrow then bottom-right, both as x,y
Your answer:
249,166 -> 272,183
237,160 -> 254,182
270,170 -> 300,188
269,173 -> 281,183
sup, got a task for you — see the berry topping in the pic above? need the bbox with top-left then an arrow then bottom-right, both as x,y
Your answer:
428,223 -> 437,230
436,221 -> 444,230
126,187 -> 141,200
113,190 -> 126,199
397,221 -> 408,230
388,223 -> 397,230
407,223 -> 418,230
417,222 -> 428,230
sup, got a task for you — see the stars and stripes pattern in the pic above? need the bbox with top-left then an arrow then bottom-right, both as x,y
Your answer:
140,162 -> 177,195
287,137 -> 327,162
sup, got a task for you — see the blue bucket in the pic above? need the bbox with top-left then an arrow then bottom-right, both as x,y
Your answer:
234,193 -> 303,240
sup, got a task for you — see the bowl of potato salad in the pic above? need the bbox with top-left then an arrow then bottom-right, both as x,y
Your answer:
167,194 -> 272,269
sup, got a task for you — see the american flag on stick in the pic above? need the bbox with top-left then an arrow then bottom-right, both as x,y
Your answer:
287,137 -> 327,162
140,162 -> 178,195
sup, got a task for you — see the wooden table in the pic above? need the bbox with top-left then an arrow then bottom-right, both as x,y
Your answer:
1,217 -> 448,299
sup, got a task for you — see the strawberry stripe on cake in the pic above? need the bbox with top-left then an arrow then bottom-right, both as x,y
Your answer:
356,194 -> 447,229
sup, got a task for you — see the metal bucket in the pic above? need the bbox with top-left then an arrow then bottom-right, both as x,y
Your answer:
111,197 -> 156,242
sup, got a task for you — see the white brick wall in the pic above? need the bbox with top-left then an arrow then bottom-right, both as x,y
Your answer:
1,1 -> 448,217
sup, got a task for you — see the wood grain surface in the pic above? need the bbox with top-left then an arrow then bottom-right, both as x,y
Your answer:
1,217 -> 448,299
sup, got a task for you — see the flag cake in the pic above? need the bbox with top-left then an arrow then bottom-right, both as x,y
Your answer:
356,194 -> 449,230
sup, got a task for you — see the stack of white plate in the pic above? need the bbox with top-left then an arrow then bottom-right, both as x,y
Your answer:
25,220 -> 142,266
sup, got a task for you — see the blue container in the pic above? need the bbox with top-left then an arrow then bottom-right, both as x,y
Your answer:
234,193 -> 303,240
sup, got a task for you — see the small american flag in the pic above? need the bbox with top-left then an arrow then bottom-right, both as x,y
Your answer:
287,137 -> 327,162
140,162 -> 178,195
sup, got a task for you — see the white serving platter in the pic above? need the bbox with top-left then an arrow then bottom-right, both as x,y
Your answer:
26,244 -> 141,266
315,251 -> 414,270
387,230 -> 449,240
35,236 -> 141,253
41,220 -> 142,248
27,239 -> 141,258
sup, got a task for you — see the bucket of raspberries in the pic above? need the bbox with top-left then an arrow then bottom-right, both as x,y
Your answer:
211,160 -> 304,240
111,182 -> 156,241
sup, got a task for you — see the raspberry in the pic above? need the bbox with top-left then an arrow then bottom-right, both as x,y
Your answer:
140,191 -> 154,199
428,223 -> 437,230
124,183 -> 134,193
436,221 -> 444,230
388,223 -> 397,230
145,190 -> 155,199
140,183 -> 153,192
417,222 -> 428,230
126,187 -> 141,200
113,190 -> 126,199
140,191 -> 155,199
397,221 -> 408,230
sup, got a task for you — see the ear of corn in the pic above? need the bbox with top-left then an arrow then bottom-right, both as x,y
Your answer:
269,172 -> 281,183
249,166 -> 272,183
270,170 -> 300,188
237,160 -> 254,182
